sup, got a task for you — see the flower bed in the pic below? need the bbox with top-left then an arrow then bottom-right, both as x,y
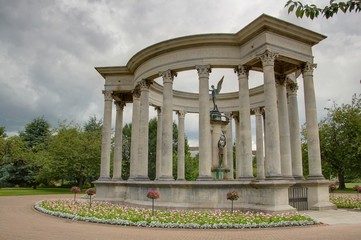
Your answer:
35,199 -> 317,229
330,195 -> 361,210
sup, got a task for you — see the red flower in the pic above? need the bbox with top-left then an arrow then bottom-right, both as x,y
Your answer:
86,188 -> 96,196
227,191 -> 239,201
70,186 -> 81,193
146,190 -> 160,199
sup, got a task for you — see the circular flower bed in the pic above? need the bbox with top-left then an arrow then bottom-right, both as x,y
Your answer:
35,199 -> 317,229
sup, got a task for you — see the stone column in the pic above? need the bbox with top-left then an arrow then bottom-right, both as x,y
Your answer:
112,100 -> 125,180
257,50 -> 282,179
129,87 -> 141,180
225,113 -> 234,179
155,107 -> 162,180
302,62 -> 324,179
176,110 -> 186,180
137,79 -> 152,180
196,65 -> 213,180
99,90 -> 113,180
233,112 -> 240,178
159,70 -> 176,180
276,74 -> 293,179
287,76 -> 304,179
254,107 -> 265,180
235,65 -> 253,179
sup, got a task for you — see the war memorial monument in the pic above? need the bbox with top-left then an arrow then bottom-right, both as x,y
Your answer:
94,14 -> 335,212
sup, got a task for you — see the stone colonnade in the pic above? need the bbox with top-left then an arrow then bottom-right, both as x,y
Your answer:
98,50 -> 323,182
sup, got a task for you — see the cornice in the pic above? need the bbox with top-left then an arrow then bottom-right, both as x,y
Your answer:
95,14 -> 326,80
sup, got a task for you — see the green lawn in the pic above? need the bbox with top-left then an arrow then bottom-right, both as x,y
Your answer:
332,182 -> 361,193
0,187 -> 82,196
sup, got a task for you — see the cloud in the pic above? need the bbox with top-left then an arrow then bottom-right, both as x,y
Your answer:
0,0 -> 359,148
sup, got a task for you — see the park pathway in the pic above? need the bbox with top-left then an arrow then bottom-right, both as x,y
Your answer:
1,194 -> 361,240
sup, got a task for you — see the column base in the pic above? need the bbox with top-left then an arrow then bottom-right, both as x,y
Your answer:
237,177 -> 254,181
265,175 -> 284,180
293,175 -> 305,180
112,177 -> 122,181
98,176 -> 111,181
197,175 -> 213,181
307,175 -> 325,180
157,176 -> 175,181
282,175 -> 295,180
128,176 -> 150,181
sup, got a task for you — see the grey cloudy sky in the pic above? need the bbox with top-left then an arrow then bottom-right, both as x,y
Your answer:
0,0 -> 360,146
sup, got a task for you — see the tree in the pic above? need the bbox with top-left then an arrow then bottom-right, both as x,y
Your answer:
121,123 -> 132,179
318,94 -> 361,189
47,120 -> 101,189
285,0 -> 361,19
0,136 -> 32,187
0,126 -> 7,138
19,116 -> 51,151
84,116 -> 103,132
18,116 -> 52,188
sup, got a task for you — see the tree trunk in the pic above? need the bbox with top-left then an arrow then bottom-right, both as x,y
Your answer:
78,176 -> 84,190
338,173 -> 346,190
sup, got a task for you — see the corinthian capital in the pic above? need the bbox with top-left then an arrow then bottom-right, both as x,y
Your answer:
132,86 -> 141,99
302,62 -> 317,76
176,110 -> 186,118
235,65 -> 250,78
159,70 -> 177,84
275,74 -> 287,86
286,78 -> 299,94
257,50 -> 279,67
196,65 -> 211,78
102,90 -> 113,101
139,79 -> 152,90
252,107 -> 263,116
115,101 -> 126,110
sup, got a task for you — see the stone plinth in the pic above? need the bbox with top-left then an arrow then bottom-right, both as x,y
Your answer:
94,180 -> 295,212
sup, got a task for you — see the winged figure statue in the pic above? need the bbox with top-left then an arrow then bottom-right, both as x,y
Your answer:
210,76 -> 224,111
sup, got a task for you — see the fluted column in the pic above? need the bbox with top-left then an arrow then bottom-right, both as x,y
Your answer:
254,107 -> 265,180
112,100 -> 125,180
276,74 -> 293,179
258,50 -> 282,179
159,70 -> 176,180
129,87 -> 141,180
155,107 -> 162,180
137,79 -> 152,180
287,76 -> 304,179
99,90 -> 113,180
177,110 -> 186,181
235,65 -> 253,179
225,113 -> 234,179
196,65 -> 212,180
302,62 -> 324,179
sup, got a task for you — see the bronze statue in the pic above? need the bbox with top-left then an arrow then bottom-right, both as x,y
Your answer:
218,134 -> 226,168
210,76 -> 224,111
